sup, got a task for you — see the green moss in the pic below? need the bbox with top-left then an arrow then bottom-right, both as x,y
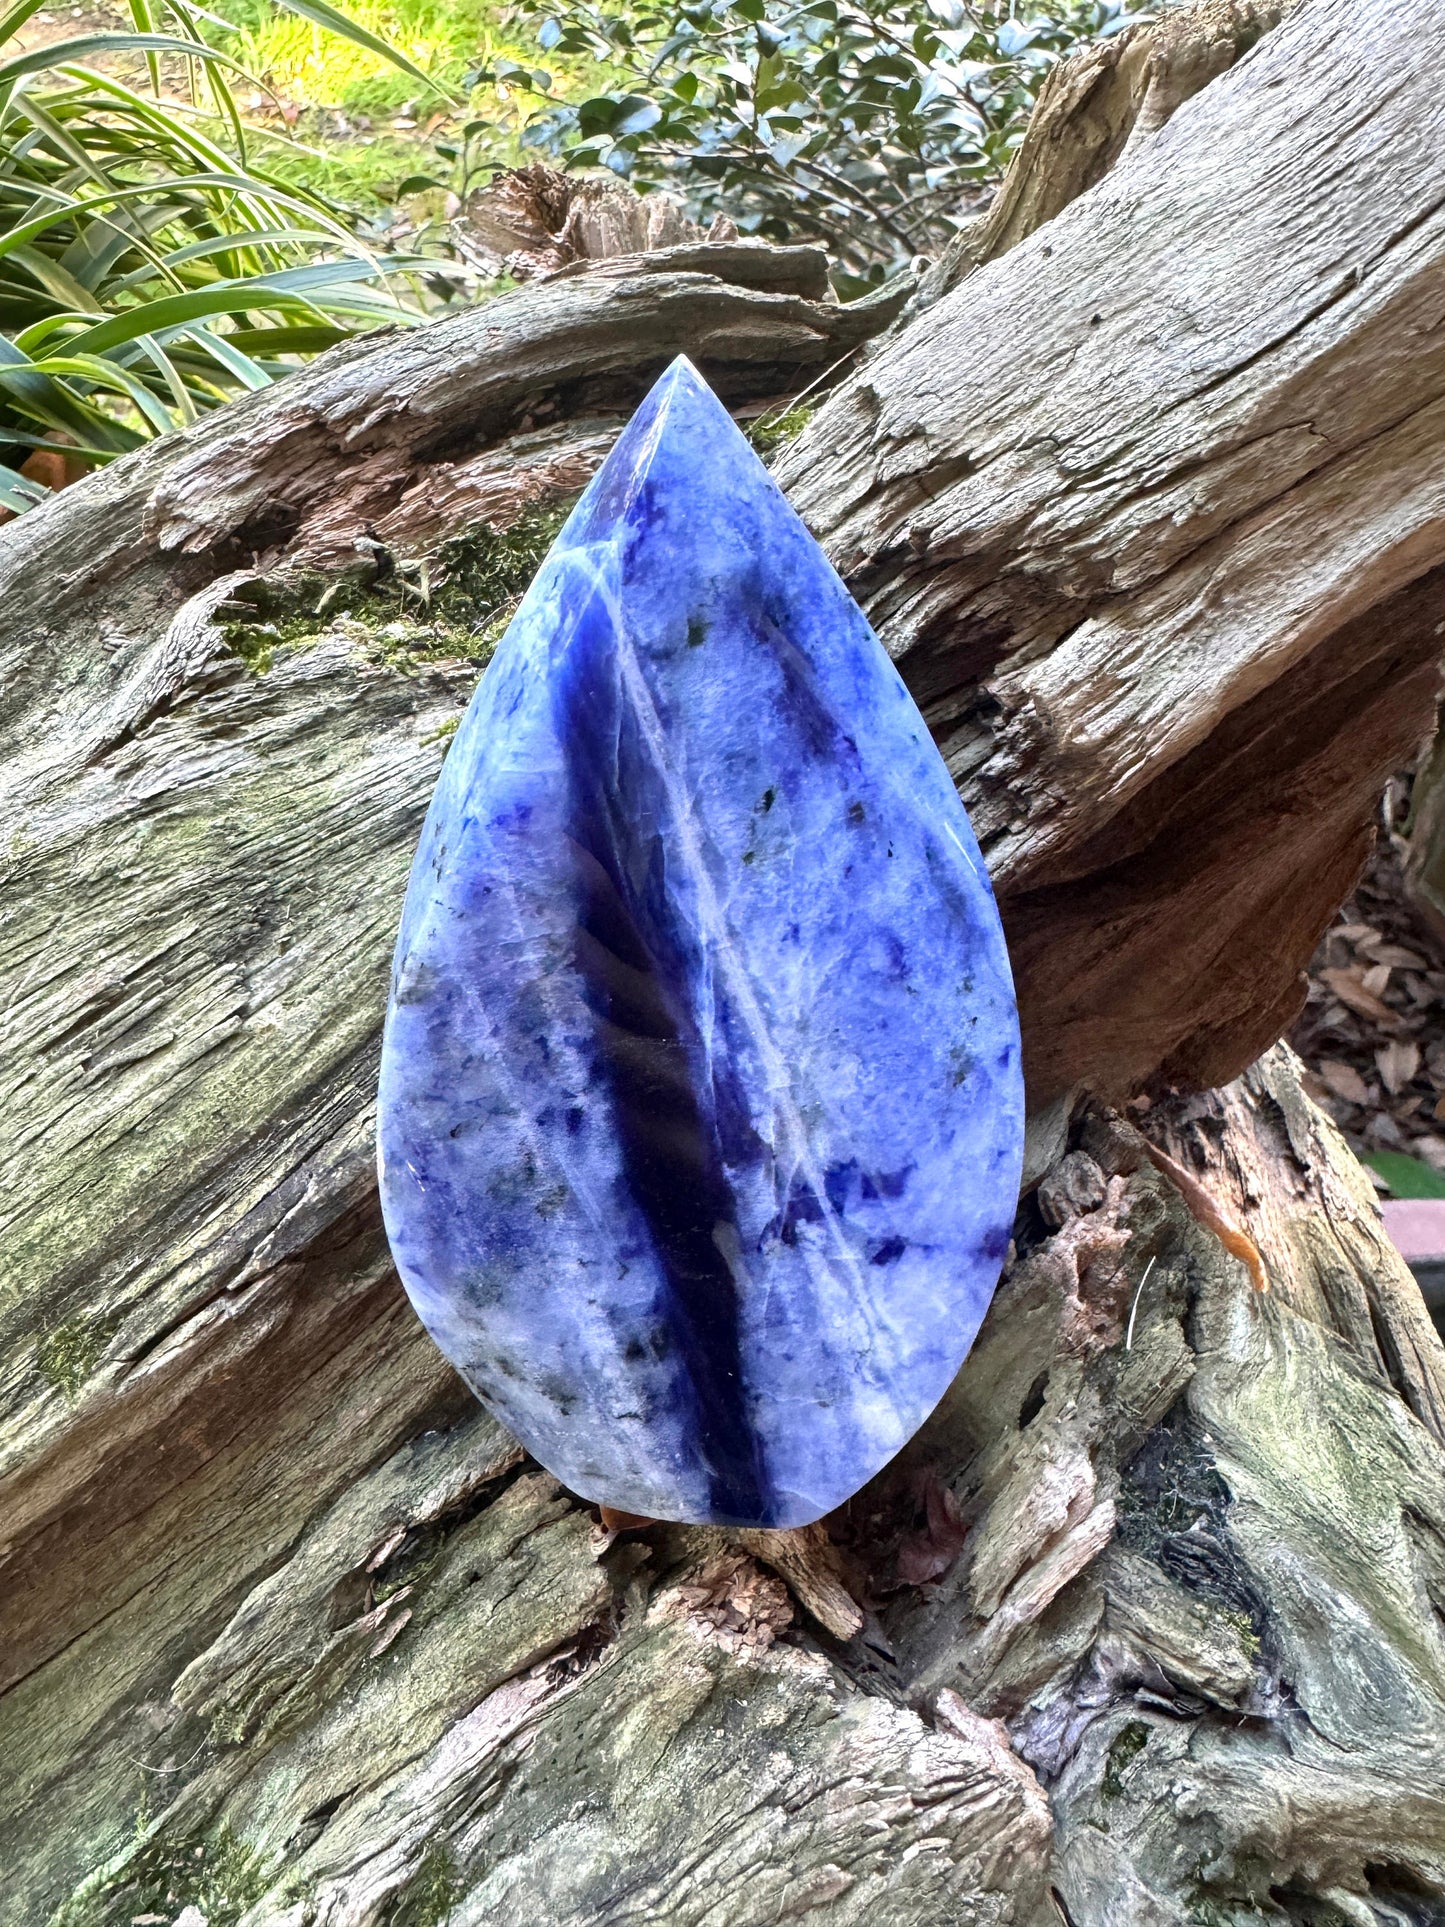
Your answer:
55,1825 -> 272,1927
37,1310 -> 122,1401
218,570 -> 344,674
371,1519 -> 450,1605
1118,1401 -> 1271,1639
1185,1902 -> 1242,1927
370,1459 -> 525,1608
219,501 -> 575,682
1221,1608 -> 1261,1660
423,500 -> 572,638
209,1701 -> 252,1746
386,1844 -> 463,1927
363,615 -> 472,676
747,403 -> 815,458
1100,1718 -> 1149,1802
226,624 -> 279,675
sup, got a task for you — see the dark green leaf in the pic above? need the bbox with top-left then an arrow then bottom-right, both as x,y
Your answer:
1364,1151 -> 1445,1200
613,95 -> 663,134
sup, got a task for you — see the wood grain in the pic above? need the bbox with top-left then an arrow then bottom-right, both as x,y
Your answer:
780,0 -> 1445,1102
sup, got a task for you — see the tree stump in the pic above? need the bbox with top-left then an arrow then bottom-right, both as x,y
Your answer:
3,1 -> 1445,1922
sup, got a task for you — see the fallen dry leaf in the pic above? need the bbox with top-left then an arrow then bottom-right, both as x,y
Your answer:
1377,1039 -> 1421,1094
1322,967 -> 1398,1025
1144,1142 -> 1270,1293
895,1470 -> 969,1586
1319,1059 -> 1372,1105
1290,803 -> 1445,1176
1366,943 -> 1429,969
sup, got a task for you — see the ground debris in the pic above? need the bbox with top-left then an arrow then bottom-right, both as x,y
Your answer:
1290,776 -> 1445,1178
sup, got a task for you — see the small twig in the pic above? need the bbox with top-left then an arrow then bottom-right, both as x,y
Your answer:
1124,1255 -> 1158,1351
123,1737 -> 208,1776
748,342 -> 867,443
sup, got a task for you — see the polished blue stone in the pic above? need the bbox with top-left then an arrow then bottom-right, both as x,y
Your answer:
377,357 -> 1023,1529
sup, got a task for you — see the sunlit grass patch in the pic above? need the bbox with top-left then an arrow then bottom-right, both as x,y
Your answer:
209,0 -> 535,114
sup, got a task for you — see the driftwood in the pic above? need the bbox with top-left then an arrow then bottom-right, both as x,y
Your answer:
910,0 -> 1294,309
3,0 -> 1445,1921
453,164 -> 739,285
780,0 -> 1445,1107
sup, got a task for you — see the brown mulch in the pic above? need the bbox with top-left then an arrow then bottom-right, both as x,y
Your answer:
1288,776 -> 1445,1177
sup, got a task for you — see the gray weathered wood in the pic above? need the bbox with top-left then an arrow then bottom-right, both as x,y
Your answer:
3,2 -> 1445,1922
781,0 -> 1445,1105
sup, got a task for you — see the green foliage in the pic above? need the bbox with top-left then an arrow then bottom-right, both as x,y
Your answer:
1363,1149 -> 1445,1199
212,0 -> 523,115
492,0 -> 1153,290
53,1823 -> 272,1927
201,0 -> 609,212
0,0 -> 445,507
0,0 -> 1160,512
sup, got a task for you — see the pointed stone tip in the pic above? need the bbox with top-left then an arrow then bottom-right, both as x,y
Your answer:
645,352 -> 750,447
650,353 -> 716,413
660,351 -> 705,384
555,349 -> 763,556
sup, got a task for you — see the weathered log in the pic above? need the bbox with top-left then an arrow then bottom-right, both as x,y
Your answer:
452,163 -> 739,284
781,0 -> 1445,1107
3,1 -> 1445,1922
910,0 -> 1293,309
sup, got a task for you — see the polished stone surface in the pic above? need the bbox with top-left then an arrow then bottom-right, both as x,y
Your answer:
378,357 -> 1023,1528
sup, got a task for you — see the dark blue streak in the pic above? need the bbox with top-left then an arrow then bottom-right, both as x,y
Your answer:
552,580 -> 771,1525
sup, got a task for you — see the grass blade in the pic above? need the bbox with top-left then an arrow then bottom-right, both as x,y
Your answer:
0,34 -> 232,87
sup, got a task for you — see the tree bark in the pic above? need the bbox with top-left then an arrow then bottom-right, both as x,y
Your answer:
3,2 -> 1445,1923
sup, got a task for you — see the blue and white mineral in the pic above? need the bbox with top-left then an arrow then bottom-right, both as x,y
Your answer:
377,356 -> 1024,1530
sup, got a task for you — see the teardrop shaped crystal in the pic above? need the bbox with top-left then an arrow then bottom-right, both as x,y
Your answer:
378,357 -> 1023,1529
